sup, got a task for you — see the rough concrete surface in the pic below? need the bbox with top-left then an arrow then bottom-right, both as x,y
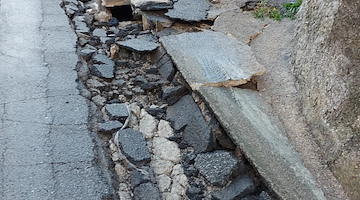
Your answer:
0,0 -> 116,199
165,0 -> 210,22
198,86 -> 326,200
160,30 -> 265,90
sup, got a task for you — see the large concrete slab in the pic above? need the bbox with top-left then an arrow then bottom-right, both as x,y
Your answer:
160,31 -> 265,90
198,86 -> 326,200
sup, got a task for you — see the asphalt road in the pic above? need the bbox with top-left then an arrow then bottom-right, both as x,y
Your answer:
0,0 -> 115,199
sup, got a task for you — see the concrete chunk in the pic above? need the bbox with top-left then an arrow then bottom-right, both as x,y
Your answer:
165,0 -> 210,22
117,39 -> 160,52
160,31 -> 265,90
211,175 -> 257,200
198,86 -> 326,200
102,0 -> 130,7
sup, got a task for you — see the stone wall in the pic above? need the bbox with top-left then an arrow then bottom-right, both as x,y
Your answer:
293,0 -> 359,199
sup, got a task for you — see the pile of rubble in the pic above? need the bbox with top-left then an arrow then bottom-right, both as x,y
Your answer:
60,0 -> 277,199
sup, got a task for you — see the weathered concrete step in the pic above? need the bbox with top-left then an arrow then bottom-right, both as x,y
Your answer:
160,30 -> 326,200
159,30 -> 265,90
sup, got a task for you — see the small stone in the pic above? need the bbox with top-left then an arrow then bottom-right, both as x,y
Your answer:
171,179 -> 186,196
157,120 -> 174,138
80,45 -> 96,59
156,174 -> 171,192
162,86 -> 188,105
257,191 -> 274,200
146,106 -> 166,119
117,39 -> 160,53
131,167 -> 154,188
98,120 -> 123,134
152,137 -> 181,163
112,79 -> 126,87
186,185 -> 203,200
104,103 -> 129,121
86,78 -> 106,88
212,175 -> 257,200
93,28 -> 107,37
163,192 -> 182,200
150,159 -> 174,175
157,58 -> 176,81
93,54 -> 115,66
133,182 -> 161,200
184,166 -> 198,176
116,129 -> 151,165
115,164 -> 129,180
139,109 -> 158,139
194,151 -> 240,186
91,95 -> 106,106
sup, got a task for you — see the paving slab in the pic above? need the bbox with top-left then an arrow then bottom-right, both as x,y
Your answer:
198,86 -> 326,200
165,0 -> 210,22
160,30 -> 265,90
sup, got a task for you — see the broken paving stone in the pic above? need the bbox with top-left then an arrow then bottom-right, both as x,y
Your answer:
93,28 -> 108,37
133,182 -> 161,200
141,11 -> 174,31
165,0 -> 210,22
183,116 -> 213,153
104,103 -> 129,120
93,54 -> 115,66
98,120 -> 123,134
116,129 -> 151,164
212,175 -> 257,200
91,64 -> 115,79
117,39 -> 160,53
131,0 -> 173,10
162,86 -> 188,106
194,150 -> 240,186
160,30 -> 266,90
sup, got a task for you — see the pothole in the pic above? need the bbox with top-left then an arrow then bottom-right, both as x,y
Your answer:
110,5 -> 134,22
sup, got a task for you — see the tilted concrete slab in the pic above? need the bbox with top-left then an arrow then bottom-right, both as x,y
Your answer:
159,31 -> 265,90
198,86 -> 326,200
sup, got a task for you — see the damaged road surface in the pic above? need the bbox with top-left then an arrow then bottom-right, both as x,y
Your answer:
0,0 -> 117,199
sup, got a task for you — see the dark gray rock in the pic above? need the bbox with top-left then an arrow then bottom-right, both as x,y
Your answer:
98,121 -> 123,134
183,117 -> 213,153
79,45 -> 96,60
133,182 -> 161,200
162,86 -> 188,105
117,39 -> 160,53
212,175 -> 257,200
116,129 -> 151,165
131,167 -> 155,188
91,64 -> 115,79
166,95 -> 200,131
166,95 -> 214,153
257,191 -> 274,200
104,103 -> 129,121
165,0 -> 210,22
158,59 -> 176,81
194,151 -> 240,186
186,185 -> 203,200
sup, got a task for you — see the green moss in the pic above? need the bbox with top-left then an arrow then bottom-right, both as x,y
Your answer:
253,0 -> 302,20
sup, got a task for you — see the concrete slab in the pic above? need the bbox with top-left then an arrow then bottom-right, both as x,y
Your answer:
198,86 -> 326,200
212,10 -> 272,44
165,0 -> 210,22
160,30 -> 265,90
117,38 -> 160,52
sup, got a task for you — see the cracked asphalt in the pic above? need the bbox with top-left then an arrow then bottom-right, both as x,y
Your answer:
0,0 -> 116,199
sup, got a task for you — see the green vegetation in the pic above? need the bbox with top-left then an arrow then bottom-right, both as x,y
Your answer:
253,0 -> 302,20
